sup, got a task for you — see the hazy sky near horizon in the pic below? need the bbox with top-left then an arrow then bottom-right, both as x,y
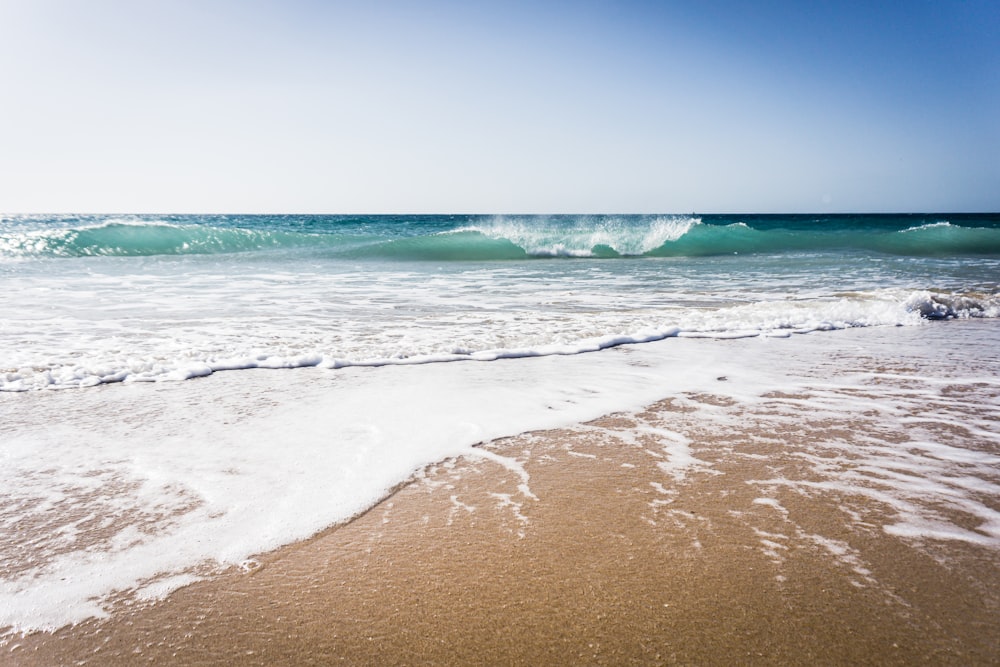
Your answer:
1,0 -> 997,213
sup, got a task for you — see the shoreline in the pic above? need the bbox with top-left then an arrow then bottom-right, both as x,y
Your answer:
7,322 -> 1000,665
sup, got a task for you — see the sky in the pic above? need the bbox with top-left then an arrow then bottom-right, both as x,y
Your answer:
0,0 -> 997,214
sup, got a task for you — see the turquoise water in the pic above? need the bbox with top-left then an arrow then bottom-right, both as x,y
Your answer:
1,213 -> 998,390
3,213 -> 1000,259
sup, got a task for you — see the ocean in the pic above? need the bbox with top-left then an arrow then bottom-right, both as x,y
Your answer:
2,213 -> 999,638
2,213 -> 999,390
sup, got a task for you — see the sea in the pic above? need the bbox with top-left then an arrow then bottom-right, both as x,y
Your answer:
2,213 -> 999,638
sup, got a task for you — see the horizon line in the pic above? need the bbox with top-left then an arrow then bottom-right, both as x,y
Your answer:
4,210 -> 999,217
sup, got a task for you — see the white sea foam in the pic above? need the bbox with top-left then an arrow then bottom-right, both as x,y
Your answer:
2,321 -> 999,637
0,338 -> 728,636
901,221 -> 952,232
2,261 -> 995,392
466,215 -> 699,256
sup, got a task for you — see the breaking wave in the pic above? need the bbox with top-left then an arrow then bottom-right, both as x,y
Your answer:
4,216 -> 999,261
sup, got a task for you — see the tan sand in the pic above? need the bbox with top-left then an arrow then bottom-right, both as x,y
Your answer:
8,388 -> 999,665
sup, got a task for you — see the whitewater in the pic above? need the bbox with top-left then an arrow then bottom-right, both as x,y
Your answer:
2,212 -> 1000,638
2,213 -> 998,391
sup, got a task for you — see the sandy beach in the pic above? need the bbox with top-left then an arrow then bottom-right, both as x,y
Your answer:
7,323 -> 1000,665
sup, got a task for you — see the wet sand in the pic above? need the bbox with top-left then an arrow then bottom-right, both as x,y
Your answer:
9,374 -> 1000,665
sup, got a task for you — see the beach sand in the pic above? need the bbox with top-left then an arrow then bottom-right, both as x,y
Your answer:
8,336 -> 1000,666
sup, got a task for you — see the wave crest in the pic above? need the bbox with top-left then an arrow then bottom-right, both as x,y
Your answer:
3,215 -> 999,261
466,216 -> 701,257
0,220 -> 312,258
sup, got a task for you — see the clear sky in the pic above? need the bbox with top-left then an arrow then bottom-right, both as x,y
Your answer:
1,0 -> 997,213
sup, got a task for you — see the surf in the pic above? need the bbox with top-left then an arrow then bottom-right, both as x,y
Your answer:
0,220 -> 325,258
3,285 -> 997,392
3,214 -> 999,261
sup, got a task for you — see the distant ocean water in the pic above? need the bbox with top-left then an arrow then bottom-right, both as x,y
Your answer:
2,213 -> 998,391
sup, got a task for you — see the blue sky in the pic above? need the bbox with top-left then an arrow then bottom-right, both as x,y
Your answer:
1,0 -> 997,213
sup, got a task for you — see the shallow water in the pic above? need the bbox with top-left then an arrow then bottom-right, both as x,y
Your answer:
2,320 -> 999,637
